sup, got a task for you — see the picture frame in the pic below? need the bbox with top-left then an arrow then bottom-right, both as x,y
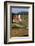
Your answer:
4,1 -> 34,44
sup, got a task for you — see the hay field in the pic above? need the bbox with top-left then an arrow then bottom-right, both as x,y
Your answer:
10,15 -> 28,37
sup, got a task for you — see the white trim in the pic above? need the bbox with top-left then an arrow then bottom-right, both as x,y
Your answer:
7,3 -> 32,42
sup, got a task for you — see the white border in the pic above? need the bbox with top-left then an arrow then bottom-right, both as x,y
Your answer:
7,3 -> 32,42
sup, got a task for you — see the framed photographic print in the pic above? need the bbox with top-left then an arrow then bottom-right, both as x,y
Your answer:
4,1 -> 34,44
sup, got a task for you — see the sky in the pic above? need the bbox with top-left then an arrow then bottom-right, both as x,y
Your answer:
11,8 -> 29,14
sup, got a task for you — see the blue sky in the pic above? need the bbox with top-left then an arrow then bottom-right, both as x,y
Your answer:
11,8 -> 29,13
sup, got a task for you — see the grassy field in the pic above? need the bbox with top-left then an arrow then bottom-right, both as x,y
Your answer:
10,15 -> 28,37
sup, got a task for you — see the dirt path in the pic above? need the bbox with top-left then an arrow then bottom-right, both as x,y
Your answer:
10,28 -> 28,37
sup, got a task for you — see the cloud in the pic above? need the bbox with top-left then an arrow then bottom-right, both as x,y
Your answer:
11,8 -> 29,13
